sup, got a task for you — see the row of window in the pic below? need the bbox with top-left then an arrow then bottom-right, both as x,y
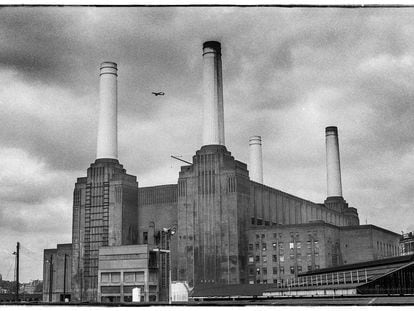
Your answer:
248,240 -> 319,252
248,279 -> 294,285
252,218 -> 273,226
101,271 -> 145,284
250,265 -> 320,276
101,295 -> 157,303
254,232 -> 319,241
251,207 -> 344,227
249,252 -> 320,264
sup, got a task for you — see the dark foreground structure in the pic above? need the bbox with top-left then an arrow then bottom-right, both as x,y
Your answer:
0,294 -> 42,303
44,41 -> 407,303
401,231 -> 414,256
190,254 -> 414,301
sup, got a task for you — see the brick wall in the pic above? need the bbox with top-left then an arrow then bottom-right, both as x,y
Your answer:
340,225 -> 400,264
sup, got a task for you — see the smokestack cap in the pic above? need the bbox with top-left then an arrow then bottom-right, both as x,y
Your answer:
100,62 -> 118,76
249,136 -> 262,145
203,41 -> 221,53
325,126 -> 338,134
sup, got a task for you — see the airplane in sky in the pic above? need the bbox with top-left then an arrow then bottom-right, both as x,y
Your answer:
152,92 -> 165,96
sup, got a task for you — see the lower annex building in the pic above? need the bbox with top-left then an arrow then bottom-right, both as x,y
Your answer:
43,41 -> 401,302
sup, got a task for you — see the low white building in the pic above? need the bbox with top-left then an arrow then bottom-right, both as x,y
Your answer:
98,244 -> 159,303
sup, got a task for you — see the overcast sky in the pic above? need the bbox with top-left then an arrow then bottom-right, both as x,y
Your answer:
1,6 -> 414,282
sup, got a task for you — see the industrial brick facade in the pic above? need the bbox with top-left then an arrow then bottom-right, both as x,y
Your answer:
246,222 -> 340,285
174,144 -> 362,288
71,159 -> 138,302
137,184 -> 178,245
340,225 -> 400,264
66,146 -> 399,301
246,223 -> 400,285
176,145 -> 250,287
249,183 -> 359,228
137,184 -> 178,283
41,42 -> 402,303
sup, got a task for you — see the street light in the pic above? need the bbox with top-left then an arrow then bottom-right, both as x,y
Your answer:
163,227 -> 176,304
45,256 -> 53,302
153,226 -> 176,304
152,248 -> 171,303
12,248 -> 19,302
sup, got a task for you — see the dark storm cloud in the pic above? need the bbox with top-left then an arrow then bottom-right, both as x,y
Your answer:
0,8 -> 86,85
0,169 -> 76,205
0,7 -> 199,110
0,108 -> 96,171
0,200 -> 72,234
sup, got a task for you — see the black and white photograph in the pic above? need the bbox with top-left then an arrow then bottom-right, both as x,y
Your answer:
0,3 -> 413,306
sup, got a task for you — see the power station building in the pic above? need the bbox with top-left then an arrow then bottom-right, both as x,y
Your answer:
43,41 -> 401,303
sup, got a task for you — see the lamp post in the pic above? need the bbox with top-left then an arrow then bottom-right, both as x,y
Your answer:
153,248 -> 170,303
153,226 -> 176,304
163,227 -> 176,304
12,242 -> 20,302
63,253 -> 68,302
46,256 -> 53,302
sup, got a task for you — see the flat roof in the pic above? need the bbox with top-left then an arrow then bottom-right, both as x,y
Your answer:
99,244 -> 149,255
247,220 -> 339,232
191,283 -> 277,298
340,224 -> 400,237
57,243 -> 72,248
264,283 -> 360,293
250,180 -> 319,206
299,254 -> 414,276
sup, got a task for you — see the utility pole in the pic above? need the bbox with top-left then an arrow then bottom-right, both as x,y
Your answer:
63,254 -> 67,299
49,255 -> 53,302
15,242 -> 20,302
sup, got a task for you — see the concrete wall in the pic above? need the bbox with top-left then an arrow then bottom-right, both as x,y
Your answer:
98,244 -> 158,302
43,244 -> 72,302
400,232 -> 414,255
246,223 -> 340,285
43,249 -> 57,302
246,223 -> 400,286
138,184 -> 178,284
340,225 -> 400,264
137,184 -> 177,244
249,182 -> 357,228
71,159 -> 138,302
177,145 -> 249,287
71,178 -> 86,302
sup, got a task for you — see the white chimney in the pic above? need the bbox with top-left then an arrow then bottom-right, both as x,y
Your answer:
249,136 -> 263,183
202,41 -> 225,146
96,62 -> 118,160
326,126 -> 343,197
